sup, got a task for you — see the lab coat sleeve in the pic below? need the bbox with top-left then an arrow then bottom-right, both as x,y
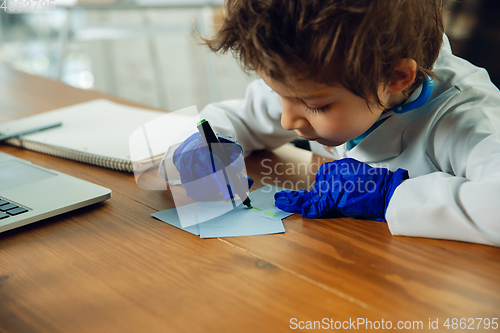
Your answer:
198,79 -> 298,156
386,84 -> 500,247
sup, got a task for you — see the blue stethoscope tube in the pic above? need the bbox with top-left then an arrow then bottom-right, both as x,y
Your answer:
390,76 -> 434,114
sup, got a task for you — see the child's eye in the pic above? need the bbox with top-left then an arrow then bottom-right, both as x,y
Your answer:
305,104 -> 328,113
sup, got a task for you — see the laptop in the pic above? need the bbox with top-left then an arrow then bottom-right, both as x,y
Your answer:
0,151 -> 111,233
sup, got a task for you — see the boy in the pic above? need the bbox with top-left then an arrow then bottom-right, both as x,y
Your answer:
173,0 -> 500,246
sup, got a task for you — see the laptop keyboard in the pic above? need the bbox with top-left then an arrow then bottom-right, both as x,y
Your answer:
0,199 -> 29,219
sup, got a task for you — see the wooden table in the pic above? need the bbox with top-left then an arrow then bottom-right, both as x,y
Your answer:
0,66 -> 499,332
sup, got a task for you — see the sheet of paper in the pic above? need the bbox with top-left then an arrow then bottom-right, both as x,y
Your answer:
198,209 -> 285,238
245,185 -> 294,221
151,185 -> 293,238
151,208 -> 200,236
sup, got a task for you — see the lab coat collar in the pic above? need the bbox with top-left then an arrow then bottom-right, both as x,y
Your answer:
344,77 -> 435,163
345,113 -> 408,163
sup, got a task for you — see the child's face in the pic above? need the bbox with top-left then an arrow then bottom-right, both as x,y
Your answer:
260,73 -> 392,147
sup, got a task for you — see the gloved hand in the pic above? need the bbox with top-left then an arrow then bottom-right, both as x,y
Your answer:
173,132 -> 253,200
274,158 -> 408,221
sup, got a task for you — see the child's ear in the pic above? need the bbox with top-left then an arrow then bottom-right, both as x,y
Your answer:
387,59 -> 417,94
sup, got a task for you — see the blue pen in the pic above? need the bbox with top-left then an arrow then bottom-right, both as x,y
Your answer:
197,119 -> 252,209
0,121 -> 62,142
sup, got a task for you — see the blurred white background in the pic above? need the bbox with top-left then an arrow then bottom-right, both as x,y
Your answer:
0,1 -> 258,112
1,0 -> 499,114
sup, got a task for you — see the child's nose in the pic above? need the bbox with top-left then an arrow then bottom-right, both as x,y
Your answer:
280,99 -> 309,131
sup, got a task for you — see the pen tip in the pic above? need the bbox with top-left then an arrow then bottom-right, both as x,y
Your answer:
242,197 -> 252,209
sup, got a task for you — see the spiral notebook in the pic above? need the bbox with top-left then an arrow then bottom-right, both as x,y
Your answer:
0,99 -> 169,172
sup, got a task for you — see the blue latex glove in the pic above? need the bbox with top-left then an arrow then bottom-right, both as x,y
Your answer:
274,158 -> 408,221
173,132 -> 253,200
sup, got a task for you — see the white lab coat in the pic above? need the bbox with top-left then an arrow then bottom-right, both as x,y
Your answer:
199,35 -> 500,247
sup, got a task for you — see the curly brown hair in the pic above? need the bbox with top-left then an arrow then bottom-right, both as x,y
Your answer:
203,0 -> 444,106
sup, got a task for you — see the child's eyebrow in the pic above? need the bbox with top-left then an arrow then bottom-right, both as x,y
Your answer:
301,93 -> 329,100
292,93 -> 331,101
270,89 -> 327,100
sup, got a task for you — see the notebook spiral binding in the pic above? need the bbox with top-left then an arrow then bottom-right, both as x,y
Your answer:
6,137 -> 133,173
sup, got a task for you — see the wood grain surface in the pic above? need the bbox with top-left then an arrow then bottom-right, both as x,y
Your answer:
0,65 -> 499,333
